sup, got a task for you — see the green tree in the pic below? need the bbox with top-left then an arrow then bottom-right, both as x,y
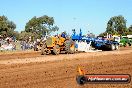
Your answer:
99,32 -> 107,36
0,15 -> 16,37
19,31 -> 33,40
13,31 -> 19,40
128,25 -> 132,34
106,15 -> 127,35
25,15 -> 59,38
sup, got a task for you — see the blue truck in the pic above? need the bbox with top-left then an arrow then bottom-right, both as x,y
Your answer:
71,29 -> 119,51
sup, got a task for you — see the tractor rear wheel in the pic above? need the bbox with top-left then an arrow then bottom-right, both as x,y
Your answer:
65,40 -> 75,54
53,45 -> 60,55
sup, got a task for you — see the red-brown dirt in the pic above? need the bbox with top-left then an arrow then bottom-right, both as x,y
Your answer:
0,47 -> 132,88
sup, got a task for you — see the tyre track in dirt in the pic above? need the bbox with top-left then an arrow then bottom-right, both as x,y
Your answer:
0,48 -> 132,65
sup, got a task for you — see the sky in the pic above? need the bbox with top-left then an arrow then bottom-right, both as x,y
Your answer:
0,0 -> 132,35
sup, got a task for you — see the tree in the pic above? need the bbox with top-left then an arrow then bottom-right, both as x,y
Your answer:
99,33 -> 105,36
86,32 -> 95,38
0,15 -> 16,37
19,31 -> 33,40
0,16 -> 16,36
128,25 -> 132,32
13,31 -> 19,40
106,15 -> 127,35
128,25 -> 132,34
25,15 -> 59,38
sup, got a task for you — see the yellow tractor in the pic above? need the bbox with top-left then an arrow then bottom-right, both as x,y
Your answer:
41,36 -> 75,55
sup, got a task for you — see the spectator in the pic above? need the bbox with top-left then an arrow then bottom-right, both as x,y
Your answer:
61,32 -> 66,38
20,40 -> 26,50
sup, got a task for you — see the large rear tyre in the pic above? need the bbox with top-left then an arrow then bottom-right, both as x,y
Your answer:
65,40 -> 75,54
53,45 -> 60,55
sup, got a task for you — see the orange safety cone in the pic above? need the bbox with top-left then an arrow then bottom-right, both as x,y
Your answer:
78,67 -> 85,75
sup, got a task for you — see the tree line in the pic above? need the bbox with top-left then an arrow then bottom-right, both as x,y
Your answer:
0,15 -> 132,40
100,15 -> 132,36
0,15 -> 59,41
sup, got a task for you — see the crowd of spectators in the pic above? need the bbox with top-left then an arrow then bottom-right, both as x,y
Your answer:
0,35 -> 16,51
0,35 -> 34,51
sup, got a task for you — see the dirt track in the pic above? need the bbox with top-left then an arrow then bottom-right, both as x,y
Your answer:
0,47 -> 132,88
